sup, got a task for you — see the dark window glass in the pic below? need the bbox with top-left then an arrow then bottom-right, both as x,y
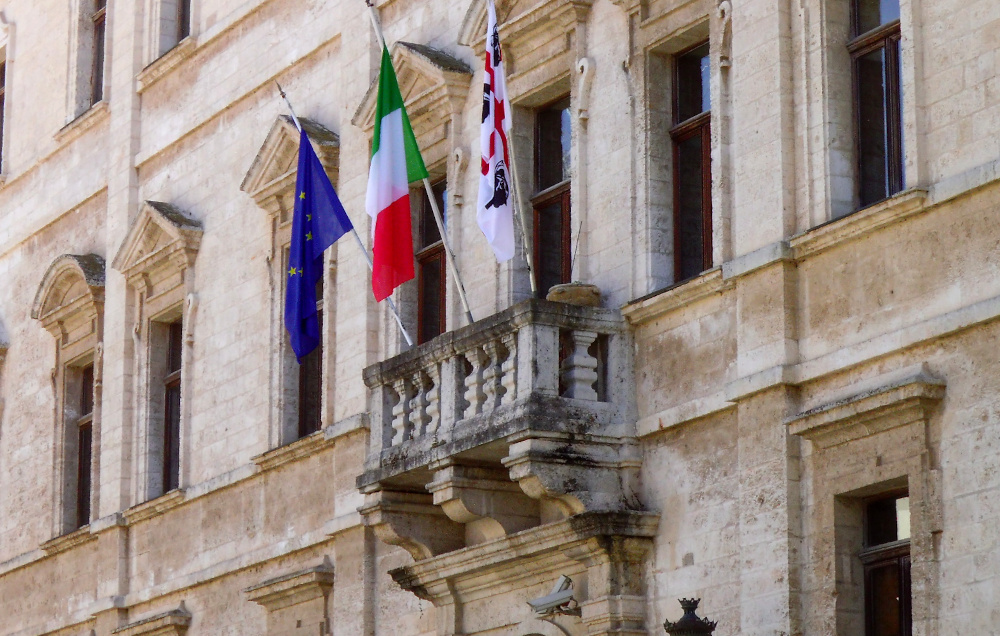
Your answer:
536,97 -> 571,191
298,278 -> 323,437
80,364 -> 95,417
91,0 -> 106,105
75,363 -> 95,528
671,41 -> 713,283
416,180 -> 447,344
163,321 -> 182,493
178,0 -> 192,41
861,493 -> 912,636
850,0 -> 902,208
0,63 -> 6,168
533,187 -> 571,297
675,42 -> 711,123
856,0 -> 900,35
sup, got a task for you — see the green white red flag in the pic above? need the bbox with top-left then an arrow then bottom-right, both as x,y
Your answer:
365,46 -> 428,302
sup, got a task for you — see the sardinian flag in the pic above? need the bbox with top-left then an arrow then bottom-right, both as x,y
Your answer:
477,0 -> 515,262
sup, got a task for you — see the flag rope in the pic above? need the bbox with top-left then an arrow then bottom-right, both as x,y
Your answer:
276,82 -> 415,347
364,1 -> 477,327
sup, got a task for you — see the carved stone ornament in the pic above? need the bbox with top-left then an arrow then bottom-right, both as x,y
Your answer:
458,0 -> 594,49
353,42 -> 472,160
241,115 -> 340,217
245,562 -> 335,612
111,201 -> 202,296
30,254 -> 106,340
112,605 -> 191,636
663,599 -> 717,635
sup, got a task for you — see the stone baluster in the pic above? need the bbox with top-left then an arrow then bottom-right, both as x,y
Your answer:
463,346 -> 488,419
560,329 -> 600,401
482,339 -> 503,410
410,370 -> 432,438
500,331 -> 518,406
391,377 -> 413,445
425,364 -> 441,436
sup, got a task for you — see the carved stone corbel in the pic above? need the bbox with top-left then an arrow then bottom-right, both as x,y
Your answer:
359,488 -> 464,560
426,461 -> 540,544
717,1 -> 733,68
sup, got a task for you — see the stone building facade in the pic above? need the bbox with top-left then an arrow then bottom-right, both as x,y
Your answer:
0,0 -> 997,634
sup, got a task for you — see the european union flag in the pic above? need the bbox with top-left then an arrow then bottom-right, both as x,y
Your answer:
284,129 -> 354,362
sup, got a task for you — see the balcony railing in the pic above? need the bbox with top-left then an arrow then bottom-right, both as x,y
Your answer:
358,299 -> 632,487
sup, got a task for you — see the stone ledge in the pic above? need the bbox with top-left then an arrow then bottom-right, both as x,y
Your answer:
324,412 -> 369,441
124,489 -> 186,525
790,188 -> 928,260
636,390 -> 735,437
137,37 -> 197,93
112,607 -> 191,636
252,429 -> 334,473
54,100 -> 109,145
40,525 -> 96,555
245,562 -> 334,611
622,268 -> 730,325
722,241 -> 792,280
786,365 -> 945,449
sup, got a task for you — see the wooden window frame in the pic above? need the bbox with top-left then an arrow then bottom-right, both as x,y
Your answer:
859,491 -> 912,636
75,364 -> 95,528
0,61 -> 6,170
177,0 -> 192,41
670,41 -> 713,282
90,0 -> 107,105
532,182 -> 572,297
296,277 -> 323,438
415,179 -> 447,345
162,320 -> 182,494
849,0 -> 903,208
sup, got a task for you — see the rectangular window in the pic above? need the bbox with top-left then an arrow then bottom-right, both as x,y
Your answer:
416,180 -> 447,344
91,0 -> 107,105
671,41 -> 712,283
850,0 -> 903,208
297,278 -> 323,438
0,60 -> 6,169
177,0 -> 191,41
162,320 -> 182,493
861,493 -> 912,636
75,364 -> 94,528
533,97 -> 572,298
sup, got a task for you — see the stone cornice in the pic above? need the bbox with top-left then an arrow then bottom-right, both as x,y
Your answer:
123,489 -> 186,525
622,267 -> 729,325
112,607 -> 191,636
244,563 -> 334,611
54,100 -> 109,145
786,364 -> 945,449
252,429 -> 335,472
40,525 -> 97,556
137,37 -> 198,93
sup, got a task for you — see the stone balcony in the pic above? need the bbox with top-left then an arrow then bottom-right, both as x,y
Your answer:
357,299 -> 644,558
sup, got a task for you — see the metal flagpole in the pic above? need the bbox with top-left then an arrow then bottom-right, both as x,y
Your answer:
276,82 -> 414,347
364,0 -> 477,326
503,135 -> 538,295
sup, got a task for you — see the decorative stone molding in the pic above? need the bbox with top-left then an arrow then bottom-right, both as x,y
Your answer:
245,562 -> 335,611
458,0 -> 594,50
786,365 -> 945,449
39,524 -> 96,556
137,36 -> 197,93
111,201 -> 202,296
31,254 -> 106,339
251,428 -> 335,473
359,488 -> 465,561
241,116 -> 340,219
112,606 -> 191,636
353,42 -> 472,167
123,488 -> 186,525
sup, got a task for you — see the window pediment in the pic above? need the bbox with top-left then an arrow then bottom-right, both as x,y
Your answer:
31,254 -> 105,340
458,0 -> 593,50
352,42 -> 472,155
241,115 -> 340,216
111,201 -> 202,295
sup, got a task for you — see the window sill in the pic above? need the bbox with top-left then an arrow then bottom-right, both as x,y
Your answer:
123,488 -> 186,525
252,429 -> 334,473
54,100 -> 110,145
40,524 -> 96,555
622,267 -> 729,325
137,36 -> 197,93
790,188 -> 928,260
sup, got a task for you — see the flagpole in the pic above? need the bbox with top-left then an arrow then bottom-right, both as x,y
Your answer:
276,82 -> 414,347
364,1 -> 477,326
503,137 -> 538,295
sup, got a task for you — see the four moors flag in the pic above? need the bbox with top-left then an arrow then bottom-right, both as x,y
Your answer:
366,46 -> 429,301
477,0 -> 515,262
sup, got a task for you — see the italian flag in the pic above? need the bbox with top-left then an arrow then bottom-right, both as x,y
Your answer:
365,46 -> 428,302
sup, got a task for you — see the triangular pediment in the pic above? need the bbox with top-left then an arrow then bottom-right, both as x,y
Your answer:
241,116 -> 340,210
458,0 -> 593,48
111,201 -> 202,283
31,254 -> 106,325
352,42 -> 473,134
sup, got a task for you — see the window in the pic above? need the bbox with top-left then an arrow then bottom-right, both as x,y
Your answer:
0,59 -> 6,169
90,0 -> 106,105
75,364 -> 94,528
297,277 -> 323,438
158,0 -> 192,57
671,41 -> 712,283
415,180 -> 447,344
850,0 -> 903,208
861,493 -> 912,636
533,97 -> 572,298
162,321 -> 182,493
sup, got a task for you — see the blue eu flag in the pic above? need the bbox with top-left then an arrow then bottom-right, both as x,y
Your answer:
284,129 -> 354,362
